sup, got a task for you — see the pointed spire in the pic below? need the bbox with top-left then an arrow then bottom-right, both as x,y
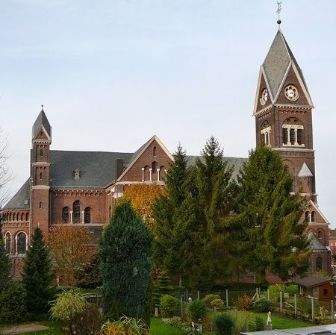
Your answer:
32,106 -> 52,140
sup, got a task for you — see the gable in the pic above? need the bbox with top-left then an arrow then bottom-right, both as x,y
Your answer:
118,136 -> 174,183
253,70 -> 272,115
306,200 -> 329,225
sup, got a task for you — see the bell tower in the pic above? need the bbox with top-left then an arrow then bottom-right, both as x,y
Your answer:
253,29 -> 316,201
30,107 -> 52,239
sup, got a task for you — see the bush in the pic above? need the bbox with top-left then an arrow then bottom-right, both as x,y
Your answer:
255,316 -> 265,331
285,284 -> 298,296
0,281 -> 27,323
202,294 -> 221,308
253,298 -> 272,313
160,294 -> 180,317
211,298 -> 225,311
236,295 -> 253,310
73,304 -> 102,335
188,300 -> 207,322
101,316 -> 149,335
213,313 -> 234,335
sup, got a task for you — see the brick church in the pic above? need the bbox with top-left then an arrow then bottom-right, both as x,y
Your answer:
1,27 -> 332,278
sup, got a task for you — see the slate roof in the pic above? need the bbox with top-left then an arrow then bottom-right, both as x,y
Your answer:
293,275 -> 331,288
262,30 -> 311,103
32,110 -> 51,139
3,179 -> 30,209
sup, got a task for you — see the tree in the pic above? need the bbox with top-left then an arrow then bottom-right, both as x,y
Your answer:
231,146 -> 310,282
99,201 -> 153,321
49,226 -> 95,286
0,217 -> 10,293
123,184 -> 165,230
22,227 -> 53,316
153,145 -> 198,287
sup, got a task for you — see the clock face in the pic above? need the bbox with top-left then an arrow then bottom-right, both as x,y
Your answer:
285,85 -> 299,101
260,88 -> 268,105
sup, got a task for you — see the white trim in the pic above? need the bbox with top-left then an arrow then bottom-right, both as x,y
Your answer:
4,231 -> 11,254
116,135 -> 174,182
307,200 -> 330,225
15,231 -> 28,255
32,185 -> 50,190
273,147 -> 314,153
32,162 -> 50,167
291,62 -> 314,107
33,125 -> 51,142
253,67 -> 273,115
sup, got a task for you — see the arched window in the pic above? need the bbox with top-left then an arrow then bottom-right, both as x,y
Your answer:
5,232 -> 11,254
143,165 -> 150,181
260,121 -> 271,146
316,256 -> 323,272
40,148 -> 44,157
17,232 -> 27,255
317,230 -> 324,240
21,213 -> 24,221
62,207 -> 69,223
153,146 -> 157,156
311,211 -> 316,222
152,161 -> 157,181
84,207 -> 91,224
305,211 -> 310,222
26,213 -> 29,221
73,201 -> 81,224
39,172 -> 43,180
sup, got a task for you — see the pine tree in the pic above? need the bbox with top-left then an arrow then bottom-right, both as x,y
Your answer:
232,146 -> 310,282
99,201 -> 153,321
0,216 -> 10,293
22,227 -> 53,316
153,145 -> 198,287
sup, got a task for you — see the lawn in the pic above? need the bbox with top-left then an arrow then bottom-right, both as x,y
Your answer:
150,318 -> 183,335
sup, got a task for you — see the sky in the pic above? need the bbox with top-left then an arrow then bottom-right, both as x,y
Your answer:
0,0 -> 336,226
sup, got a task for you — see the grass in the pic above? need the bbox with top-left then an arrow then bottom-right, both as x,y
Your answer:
150,318 -> 184,335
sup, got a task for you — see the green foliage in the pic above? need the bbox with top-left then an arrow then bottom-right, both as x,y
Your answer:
253,298 -> 272,313
73,304 -> 102,335
22,227 -> 53,316
231,146 -> 310,282
0,218 -> 10,292
202,294 -> 221,308
51,290 -> 87,323
0,281 -> 27,323
99,201 -> 153,320
285,284 -> 298,296
211,298 -> 225,311
188,300 -> 207,322
160,294 -> 180,317
75,255 -> 102,289
101,316 -> 149,335
213,313 -> 234,335
254,316 -> 265,331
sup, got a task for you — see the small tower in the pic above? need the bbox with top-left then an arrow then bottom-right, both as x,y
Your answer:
30,107 -> 52,239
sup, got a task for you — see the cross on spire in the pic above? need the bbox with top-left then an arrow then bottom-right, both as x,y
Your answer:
276,1 -> 282,27
41,104 -> 44,112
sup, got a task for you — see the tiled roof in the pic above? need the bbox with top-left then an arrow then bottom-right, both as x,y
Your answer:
293,275 -> 331,288
3,179 -> 30,209
32,111 -> 51,139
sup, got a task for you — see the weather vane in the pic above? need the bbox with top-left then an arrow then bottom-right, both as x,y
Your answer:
276,1 -> 282,26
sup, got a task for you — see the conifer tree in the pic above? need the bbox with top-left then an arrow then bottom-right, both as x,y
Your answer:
0,216 -> 10,293
22,227 -> 53,315
232,146 -> 310,282
99,201 -> 153,321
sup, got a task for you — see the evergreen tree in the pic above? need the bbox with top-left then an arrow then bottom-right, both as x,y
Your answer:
0,216 -> 10,292
232,146 -> 310,282
22,227 -> 53,316
153,145 -> 198,287
99,201 -> 153,321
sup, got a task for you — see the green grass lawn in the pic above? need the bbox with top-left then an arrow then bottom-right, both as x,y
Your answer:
150,318 -> 183,335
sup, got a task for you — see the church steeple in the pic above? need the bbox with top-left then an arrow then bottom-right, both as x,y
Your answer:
32,107 -> 52,141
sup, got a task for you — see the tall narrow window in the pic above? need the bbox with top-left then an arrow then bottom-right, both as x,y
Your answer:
153,146 -> 157,156
17,232 -> 27,254
16,213 -> 19,221
265,132 -> 269,145
21,213 -> 24,221
26,213 -> 29,221
151,161 -> 157,180
73,201 -> 81,224
84,207 -> 91,224
297,129 -> 303,145
62,207 -> 69,223
282,128 -> 288,144
5,232 -> 11,254
290,128 -> 295,145
316,256 -> 323,272
305,211 -> 310,222
39,172 -> 43,180
311,211 -> 316,222
40,148 -> 44,157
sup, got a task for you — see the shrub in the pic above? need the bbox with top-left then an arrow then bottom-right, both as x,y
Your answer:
236,295 -> 253,310
0,281 -> 27,323
101,317 -> 149,335
255,316 -> 265,331
213,313 -> 234,335
188,300 -> 207,322
253,298 -> 272,313
73,304 -> 102,335
160,294 -> 180,317
285,284 -> 298,296
211,298 -> 225,311
202,294 -> 221,308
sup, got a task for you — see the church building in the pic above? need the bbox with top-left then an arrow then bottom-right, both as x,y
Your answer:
1,26 -> 332,278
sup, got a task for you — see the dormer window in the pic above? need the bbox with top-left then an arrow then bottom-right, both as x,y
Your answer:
73,169 -> 80,180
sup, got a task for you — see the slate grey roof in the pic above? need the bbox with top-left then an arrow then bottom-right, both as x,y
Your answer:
50,150 -> 133,188
187,156 -> 247,180
3,179 -> 30,209
262,30 -> 310,102
32,111 -> 51,139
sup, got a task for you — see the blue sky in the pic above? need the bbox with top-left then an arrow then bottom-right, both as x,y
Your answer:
1,0 -> 336,226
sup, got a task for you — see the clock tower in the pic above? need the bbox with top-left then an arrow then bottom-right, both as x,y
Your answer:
253,28 -> 331,274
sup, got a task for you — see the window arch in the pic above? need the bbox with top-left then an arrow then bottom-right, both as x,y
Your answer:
84,207 -> 91,224
16,232 -> 27,255
260,121 -> 271,146
153,146 -> 157,156
73,201 -> 81,224
62,207 -> 69,223
5,232 -> 11,254
311,211 -> 316,222
316,256 -> 323,272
